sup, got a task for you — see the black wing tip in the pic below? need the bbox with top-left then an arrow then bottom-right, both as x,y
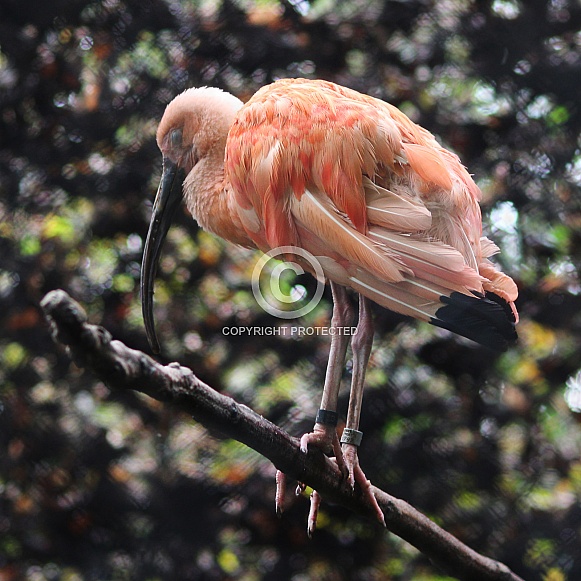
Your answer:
431,291 -> 518,352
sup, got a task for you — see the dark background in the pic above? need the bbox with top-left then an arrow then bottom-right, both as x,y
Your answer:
1,0 -> 581,579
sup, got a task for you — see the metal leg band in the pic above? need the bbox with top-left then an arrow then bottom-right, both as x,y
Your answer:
340,428 -> 363,447
315,409 -> 339,426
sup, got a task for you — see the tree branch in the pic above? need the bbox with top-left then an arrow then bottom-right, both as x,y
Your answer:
41,289 -> 524,581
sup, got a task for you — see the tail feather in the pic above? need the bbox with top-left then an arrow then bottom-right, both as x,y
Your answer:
369,228 -> 484,292
348,272 -> 442,322
431,291 -> 517,351
340,267 -> 517,351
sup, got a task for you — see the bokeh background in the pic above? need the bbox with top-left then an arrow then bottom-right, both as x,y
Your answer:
1,0 -> 581,579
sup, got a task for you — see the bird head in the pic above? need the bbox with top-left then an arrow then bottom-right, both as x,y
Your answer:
140,87 -> 243,354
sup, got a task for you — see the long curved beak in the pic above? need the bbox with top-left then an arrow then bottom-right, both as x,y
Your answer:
141,157 -> 183,354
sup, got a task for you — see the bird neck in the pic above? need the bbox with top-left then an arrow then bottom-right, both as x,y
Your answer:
184,153 -> 252,247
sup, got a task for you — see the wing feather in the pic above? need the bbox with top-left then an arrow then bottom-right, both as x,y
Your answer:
401,143 -> 453,191
363,177 -> 432,232
291,189 -> 411,282
225,78 -> 518,345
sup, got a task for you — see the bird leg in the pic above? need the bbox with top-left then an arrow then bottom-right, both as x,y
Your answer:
275,282 -> 354,518
341,294 -> 385,525
299,282 -> 354,464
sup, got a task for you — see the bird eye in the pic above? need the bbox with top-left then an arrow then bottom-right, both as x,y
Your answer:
170,128 -> 182,148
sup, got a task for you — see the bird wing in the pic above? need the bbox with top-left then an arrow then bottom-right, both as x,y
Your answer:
226,79 -> 517,346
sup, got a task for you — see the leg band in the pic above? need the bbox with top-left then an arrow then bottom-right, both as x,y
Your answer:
340,428 -> 363,447
315,409 -> 339,426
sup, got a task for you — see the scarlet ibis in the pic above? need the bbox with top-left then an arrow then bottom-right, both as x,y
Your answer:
141,78 -> 518,532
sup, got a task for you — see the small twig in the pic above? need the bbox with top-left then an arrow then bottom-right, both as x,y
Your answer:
41,289 -> 524,581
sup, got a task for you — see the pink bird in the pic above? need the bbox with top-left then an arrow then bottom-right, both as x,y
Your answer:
141,78 -> 518,532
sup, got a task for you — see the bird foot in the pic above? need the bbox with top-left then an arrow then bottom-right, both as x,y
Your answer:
275,471 -> 310,516
299,423 -> 346,474
276,447 -> 384,536
342,443 -> 385,526
305,450 -> 385,535
278,427 -> 388,535
276,424 -> 345,518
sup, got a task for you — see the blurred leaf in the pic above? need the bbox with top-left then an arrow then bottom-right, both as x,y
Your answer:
217,548 -> 240,574
19,233 -> 41,256
2,342 -> 27,369
547,105 -> 570,127
42,215 -> 76,244
112,273 -> 135,293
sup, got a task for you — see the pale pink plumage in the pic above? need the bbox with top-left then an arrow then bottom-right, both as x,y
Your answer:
219,79 -> 518,331
142,78 -> 519,531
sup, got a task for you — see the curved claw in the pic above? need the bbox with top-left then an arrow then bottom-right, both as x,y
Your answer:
295,481 -> 307,496
342,442 -> 385,526
307,490 -> 322,538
